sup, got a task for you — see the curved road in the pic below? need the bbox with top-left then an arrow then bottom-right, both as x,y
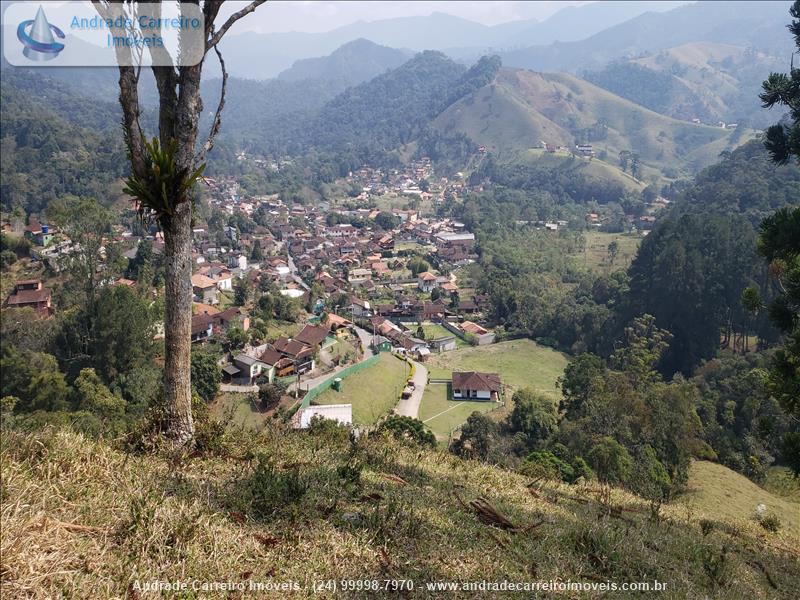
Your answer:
394,360 -> 427,419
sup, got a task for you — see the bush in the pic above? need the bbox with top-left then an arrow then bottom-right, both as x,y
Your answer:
758,513 -> 781,533
247,454 -> 309,519
630,445 -> 672,500
376,415 -> 436,447
521,451 -> 575,482
259,381 -> 288,409
587,437 -> 633,485
571,456 -> 595,481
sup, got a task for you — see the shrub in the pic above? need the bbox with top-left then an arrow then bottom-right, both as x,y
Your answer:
521,451 -> 575,482
587,437 -> 633,485
259,381 -> 288,409
571,456 -> 595,481
758,514 -> 781,533
247,454 -> 308,519
631,445 -> 672,500
376,415 -> 436,447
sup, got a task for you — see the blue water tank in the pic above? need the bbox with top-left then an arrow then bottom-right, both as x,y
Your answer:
42,225 -> 49,234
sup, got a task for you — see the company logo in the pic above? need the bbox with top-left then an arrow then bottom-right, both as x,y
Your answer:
17,5 -> 65,61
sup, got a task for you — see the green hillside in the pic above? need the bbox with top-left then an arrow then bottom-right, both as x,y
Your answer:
433,68 -> 750,177
519,149 -> 646,193
631,42 -> 784,128
3,427 -> 798,598
679,460 -> 800,539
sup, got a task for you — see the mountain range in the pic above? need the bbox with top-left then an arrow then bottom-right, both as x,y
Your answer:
211,1 -> 688,79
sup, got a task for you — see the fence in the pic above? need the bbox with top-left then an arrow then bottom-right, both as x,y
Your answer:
295,354 -> 381,411
437,318 -> 496,345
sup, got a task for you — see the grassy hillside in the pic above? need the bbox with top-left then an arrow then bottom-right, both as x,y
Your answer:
433,68 -> 749,177
631,42 -> 784,128
579,231 -> 644,274
2,427 -> 798,598
425,339 -> 568,401
679,461 -> 800,539
518,149 -> 646,194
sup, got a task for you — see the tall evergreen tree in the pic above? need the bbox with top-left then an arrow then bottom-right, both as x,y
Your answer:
760,1 -> 800,164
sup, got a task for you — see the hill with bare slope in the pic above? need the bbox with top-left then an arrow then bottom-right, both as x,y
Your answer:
432,68 -> 752,177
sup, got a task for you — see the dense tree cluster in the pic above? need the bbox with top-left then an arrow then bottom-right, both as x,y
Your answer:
0,70 -> 128,213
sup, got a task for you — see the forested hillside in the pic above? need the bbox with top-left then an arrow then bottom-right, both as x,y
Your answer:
0,70 -> 127,214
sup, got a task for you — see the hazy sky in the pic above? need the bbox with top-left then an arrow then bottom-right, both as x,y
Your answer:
218,1 -> 592,33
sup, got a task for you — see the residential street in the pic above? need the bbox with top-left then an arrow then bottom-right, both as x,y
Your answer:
288,324 -> 376,394
394,360 -> 427,419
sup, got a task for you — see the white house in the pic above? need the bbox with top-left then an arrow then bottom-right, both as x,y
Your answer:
452,371 -> 502,401
215,272 -> 234,291
230,354 -> 270,384
417,271 -> 438,292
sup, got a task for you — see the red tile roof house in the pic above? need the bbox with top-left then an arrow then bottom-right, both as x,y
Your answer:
4,280 -> 53,316
191,274 -> 218,304
451,371 -> 502,401
417,271 -> 438,292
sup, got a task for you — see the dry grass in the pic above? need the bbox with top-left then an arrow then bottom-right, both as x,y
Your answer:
678,461 -> 800,538
2,426 -> 799,599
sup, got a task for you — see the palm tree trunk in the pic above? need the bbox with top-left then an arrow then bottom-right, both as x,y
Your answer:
163,200 -> 194,444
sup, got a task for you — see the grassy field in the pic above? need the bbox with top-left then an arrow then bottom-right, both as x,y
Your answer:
425,338 -> 569,401
764,466 -> 800,501
5,426 -> 798,597
419,383 -> 497,442
677,460 -> 800,539
420,322 -> 468,347
210,392 -> 268,431
579,230 -> 643,273
314,353 -> 410,424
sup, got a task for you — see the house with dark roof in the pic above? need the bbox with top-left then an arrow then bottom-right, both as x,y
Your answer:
272,336 -> 315,374
451,371 -> 501,401
191,313 -> 214,343
4,280 -> 53,316
224,354 -> 272,385
294,324 -> 329,349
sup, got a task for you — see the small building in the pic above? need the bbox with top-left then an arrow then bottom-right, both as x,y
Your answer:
293,403 -> 353,429
294,324 -> 329,349
191,274 -> 218,304
417,271 -> 438,292
324,313 -> 353,337
231,354 -> 270,384
4,280 -> 53,316
428,335 -> 457,353
452,371 -> 502,401
350,295 -> 371,317
371,335 -> 392,353
191,314 -> 214,343
24,221 -> 55,246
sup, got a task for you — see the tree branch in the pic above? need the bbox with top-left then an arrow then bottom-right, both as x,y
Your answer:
207,0 -> 268,49
92,0 -> 147,179
196,43 -> 228,164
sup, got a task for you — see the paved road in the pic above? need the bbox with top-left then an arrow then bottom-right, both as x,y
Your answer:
286,252 -> 310,290
394,360 -> 428,419
288,325 -> 376,394
353,325 -> 377,358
